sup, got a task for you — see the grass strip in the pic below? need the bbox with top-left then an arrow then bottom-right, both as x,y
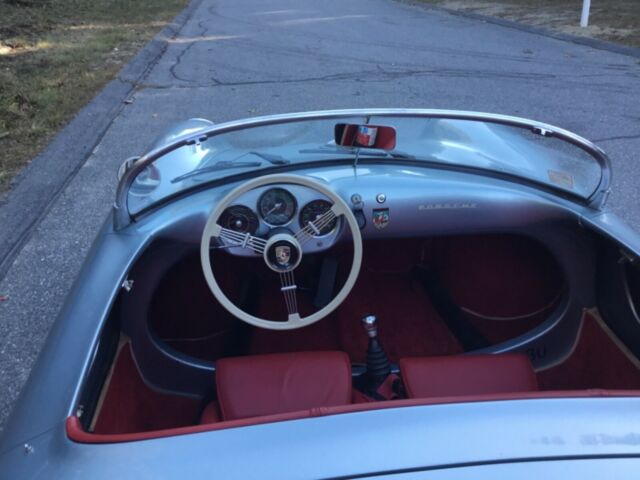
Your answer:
0,0 -> 188,192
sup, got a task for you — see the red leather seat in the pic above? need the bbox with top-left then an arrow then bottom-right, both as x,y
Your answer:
399,354 -> 538,399
212,351 -> 352,421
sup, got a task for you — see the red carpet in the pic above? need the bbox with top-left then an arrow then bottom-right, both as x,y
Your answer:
249,270 -> 464,362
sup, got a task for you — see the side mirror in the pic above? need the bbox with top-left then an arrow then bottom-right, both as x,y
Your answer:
117,156 -> 139,182
335,124 -> 396,150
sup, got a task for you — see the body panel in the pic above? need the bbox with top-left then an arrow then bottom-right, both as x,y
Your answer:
380,458 -> 640,479
2,397 -> 640,479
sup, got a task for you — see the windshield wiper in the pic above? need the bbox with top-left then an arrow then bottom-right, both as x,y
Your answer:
171,151 -> 290,184
171,161 -> 262,183
298,146 -> 415,160
248,151 -> 289,165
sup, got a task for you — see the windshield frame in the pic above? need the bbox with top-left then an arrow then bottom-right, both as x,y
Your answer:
114,109 -> 612,230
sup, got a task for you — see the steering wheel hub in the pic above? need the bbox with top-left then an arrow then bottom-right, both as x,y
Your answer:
263,234 -> 302,272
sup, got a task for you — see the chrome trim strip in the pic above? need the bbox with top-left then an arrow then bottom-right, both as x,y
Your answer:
114,109 -> 612,230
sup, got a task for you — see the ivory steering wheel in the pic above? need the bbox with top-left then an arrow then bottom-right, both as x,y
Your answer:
200,174 -> 363,330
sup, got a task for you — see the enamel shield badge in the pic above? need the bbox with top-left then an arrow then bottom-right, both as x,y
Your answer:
372,208 -> 389,230
275,245 -> 291,266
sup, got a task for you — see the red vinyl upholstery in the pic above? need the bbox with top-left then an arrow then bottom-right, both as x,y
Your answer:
400,354 -> 538,399
213,351 -> 352,421
200,402 -> 221,424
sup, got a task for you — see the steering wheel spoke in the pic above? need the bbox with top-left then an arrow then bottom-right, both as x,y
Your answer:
295,206 -> 340,246
279,270 -> 300,321
211,224 -> 266,254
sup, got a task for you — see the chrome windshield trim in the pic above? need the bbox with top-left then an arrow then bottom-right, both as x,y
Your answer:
114,109 -> 612,230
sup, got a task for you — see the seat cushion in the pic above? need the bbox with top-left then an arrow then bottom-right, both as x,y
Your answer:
215,351 -> 352,421
399,354 -> 538,399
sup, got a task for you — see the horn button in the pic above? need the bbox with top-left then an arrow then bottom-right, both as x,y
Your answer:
263,234 -> 302,272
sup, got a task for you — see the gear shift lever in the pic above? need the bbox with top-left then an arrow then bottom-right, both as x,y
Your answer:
361,314 -> 391,390
362,314 -> 379,338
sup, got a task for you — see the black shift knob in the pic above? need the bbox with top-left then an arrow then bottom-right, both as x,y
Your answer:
361,314 -> 390,383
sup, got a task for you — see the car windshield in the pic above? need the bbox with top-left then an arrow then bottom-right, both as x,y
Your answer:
126,113 -> 606,215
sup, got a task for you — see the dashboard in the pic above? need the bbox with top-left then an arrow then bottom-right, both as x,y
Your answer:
217,185 -> 342,256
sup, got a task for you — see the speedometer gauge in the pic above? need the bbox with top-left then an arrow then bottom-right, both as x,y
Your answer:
219,205 -> 259,235
299,200 -> 337,236
258,188 -> 297,226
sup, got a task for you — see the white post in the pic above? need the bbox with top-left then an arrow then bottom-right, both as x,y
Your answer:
580,0 -> 591,27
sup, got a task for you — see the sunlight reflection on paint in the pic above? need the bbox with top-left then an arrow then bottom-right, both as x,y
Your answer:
440,140 -> 478,153
400,169 -> 428,177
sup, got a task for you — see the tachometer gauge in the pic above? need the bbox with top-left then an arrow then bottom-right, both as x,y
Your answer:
219,205 -> 259,235
258,188 -> 297,226
299,200 -> 337,236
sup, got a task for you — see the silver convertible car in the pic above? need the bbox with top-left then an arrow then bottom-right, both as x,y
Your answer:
1,109 -> 640,478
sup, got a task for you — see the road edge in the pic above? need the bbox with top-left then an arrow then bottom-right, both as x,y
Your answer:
0,0 -> 203,281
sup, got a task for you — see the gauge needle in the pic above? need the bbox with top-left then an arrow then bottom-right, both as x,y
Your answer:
265,202 -> 283,216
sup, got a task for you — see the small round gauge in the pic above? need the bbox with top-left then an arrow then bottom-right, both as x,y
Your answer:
258,188 -> 297,226
219,205 -> 259,235
299,200 -> 337,236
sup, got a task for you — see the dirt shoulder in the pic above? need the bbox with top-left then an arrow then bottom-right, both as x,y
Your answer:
0,0 -> 188,193
420,0 -> 640,49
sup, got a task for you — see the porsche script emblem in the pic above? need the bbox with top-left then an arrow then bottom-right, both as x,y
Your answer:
275,245 -> 291,266
372,208 -> 389,230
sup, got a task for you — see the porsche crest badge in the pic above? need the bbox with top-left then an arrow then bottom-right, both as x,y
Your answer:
372,208 -> 389,230
275,245 -> 291,266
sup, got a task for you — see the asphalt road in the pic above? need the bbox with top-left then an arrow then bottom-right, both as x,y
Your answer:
0,0 -> 639,431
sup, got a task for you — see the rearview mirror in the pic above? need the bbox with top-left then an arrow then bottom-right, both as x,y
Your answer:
335,124 -> 396,150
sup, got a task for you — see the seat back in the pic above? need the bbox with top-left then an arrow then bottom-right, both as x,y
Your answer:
215,351 -> 352,420
399,354 -> 538,399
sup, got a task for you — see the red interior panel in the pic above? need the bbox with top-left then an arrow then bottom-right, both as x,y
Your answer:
149,235 -> 563,362
538,312 -> 640,390
93,344 -> 200,434
436,235 -> 563,344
